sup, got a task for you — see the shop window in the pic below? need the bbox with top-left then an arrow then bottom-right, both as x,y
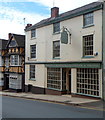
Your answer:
47,68 -> 61,90
77,68 -> 99,96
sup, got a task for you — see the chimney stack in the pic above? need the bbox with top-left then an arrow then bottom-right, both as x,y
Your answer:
25,24 -> 32,29
51,7 -> 59,18
8,33 -> 12,39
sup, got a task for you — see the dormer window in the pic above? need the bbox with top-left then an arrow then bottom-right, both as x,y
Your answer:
9,40 -> 17,47
31,29 -> 36,38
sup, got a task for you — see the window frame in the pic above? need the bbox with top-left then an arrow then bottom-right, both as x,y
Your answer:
83,34 -> 94,57
9,40 -> 17,47
47,68 -> 62,90
30,44 -> 36,59
77,68 -> 99,97
53,22 -> 60,34
31,29 -> 36,38
83,12 -> 94,27
53,40 -> 60,59
30,65 -> 35,80
10,55 -> 20,66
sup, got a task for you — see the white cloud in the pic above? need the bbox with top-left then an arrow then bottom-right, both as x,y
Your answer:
26,0 -> 97,12
0,0 -> 99,39
0,5 -> 48,39
1,19 -> 24,39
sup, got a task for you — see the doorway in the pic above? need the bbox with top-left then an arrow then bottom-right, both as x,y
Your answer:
4,74 -> 9,89
68,69 -> 71,93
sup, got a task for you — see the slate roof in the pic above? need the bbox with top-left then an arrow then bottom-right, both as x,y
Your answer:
13,34 -> 25,47
6,34 -> 25,48
0,39 -> 8,50
25,1 -> 103,32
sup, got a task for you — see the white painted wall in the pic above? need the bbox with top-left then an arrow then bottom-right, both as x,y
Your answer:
71,69 -> 77,93
25,10 -> 102,89
25,64 -> 46,88
25,10 -> 102,63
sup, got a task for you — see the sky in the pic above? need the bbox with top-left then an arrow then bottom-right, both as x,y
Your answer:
0,0 -> 99,39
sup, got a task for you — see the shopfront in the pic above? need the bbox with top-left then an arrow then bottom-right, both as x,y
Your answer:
45,62 -> 102,98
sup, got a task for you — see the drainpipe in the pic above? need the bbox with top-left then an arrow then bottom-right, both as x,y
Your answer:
102,0 -> 105,101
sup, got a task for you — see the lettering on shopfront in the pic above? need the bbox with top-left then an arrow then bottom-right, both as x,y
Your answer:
46,63 -> 101,68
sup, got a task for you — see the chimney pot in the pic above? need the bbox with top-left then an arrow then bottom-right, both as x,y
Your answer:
25,24 -> 32,29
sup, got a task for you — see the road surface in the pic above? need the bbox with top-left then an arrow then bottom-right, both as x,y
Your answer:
1,96 -> 104,119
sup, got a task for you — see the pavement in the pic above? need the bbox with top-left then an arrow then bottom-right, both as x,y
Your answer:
0,91 -> 105,111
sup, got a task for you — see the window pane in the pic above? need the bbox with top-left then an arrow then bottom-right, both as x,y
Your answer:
83,35 -> 93,56
47,68 -> 61,90
53,41 -> 60,58
84,13 -> 93,26
10,55 -> 19,65
30,45 -> 36,58
53,22 -> 60,33
9,40 -> 17,47
77,68 -> 99,96
30,65 -> 35,79
31,29 -> 36,38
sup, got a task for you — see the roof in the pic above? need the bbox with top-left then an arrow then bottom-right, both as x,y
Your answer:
25,2 -> 103,32
13,34 -> 25,47
6,34 -> 25,48
0,39 -> 8,50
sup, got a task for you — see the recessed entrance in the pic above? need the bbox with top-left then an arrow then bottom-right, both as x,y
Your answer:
63,68 -> 71,94
4,74 -> 9,89
68,69 -> 71,93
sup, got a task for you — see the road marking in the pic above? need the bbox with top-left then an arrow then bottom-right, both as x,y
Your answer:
2,95 -> 105,112
76,105 -> 105,112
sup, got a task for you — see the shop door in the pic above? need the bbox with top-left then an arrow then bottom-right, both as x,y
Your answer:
4,74 -> 9,89
68,69 -> 71,93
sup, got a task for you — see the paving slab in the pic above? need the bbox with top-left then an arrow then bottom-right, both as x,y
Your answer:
0,91 -> 103,110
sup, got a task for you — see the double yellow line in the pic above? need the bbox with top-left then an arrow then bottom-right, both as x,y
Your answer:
2,95 -> 105,112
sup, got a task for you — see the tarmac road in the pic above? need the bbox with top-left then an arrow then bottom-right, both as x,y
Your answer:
1,96 -> 104,119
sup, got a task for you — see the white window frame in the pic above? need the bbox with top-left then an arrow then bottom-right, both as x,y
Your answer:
31,29 -> 36,38
30,65 -> 35,80
83,12 -> 94,27
30,45 -> 36,59
10,55 -> 20,66
77,68 -> 99,97
47,68 -> 62,90
53,22 -> 60,34
83,34 -> 94,57
53,41 -> 60,59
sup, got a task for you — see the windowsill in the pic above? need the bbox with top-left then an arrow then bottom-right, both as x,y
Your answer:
53,32 -> 60,35
29,58 -> 37,61
53,57 -> 60,60
47,87 -> 61,91
31,37 -> 36,40
29,78 -> 36,81
10,65 -> 22,67
82,56 -> 95,59
83,24 -> 94,29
